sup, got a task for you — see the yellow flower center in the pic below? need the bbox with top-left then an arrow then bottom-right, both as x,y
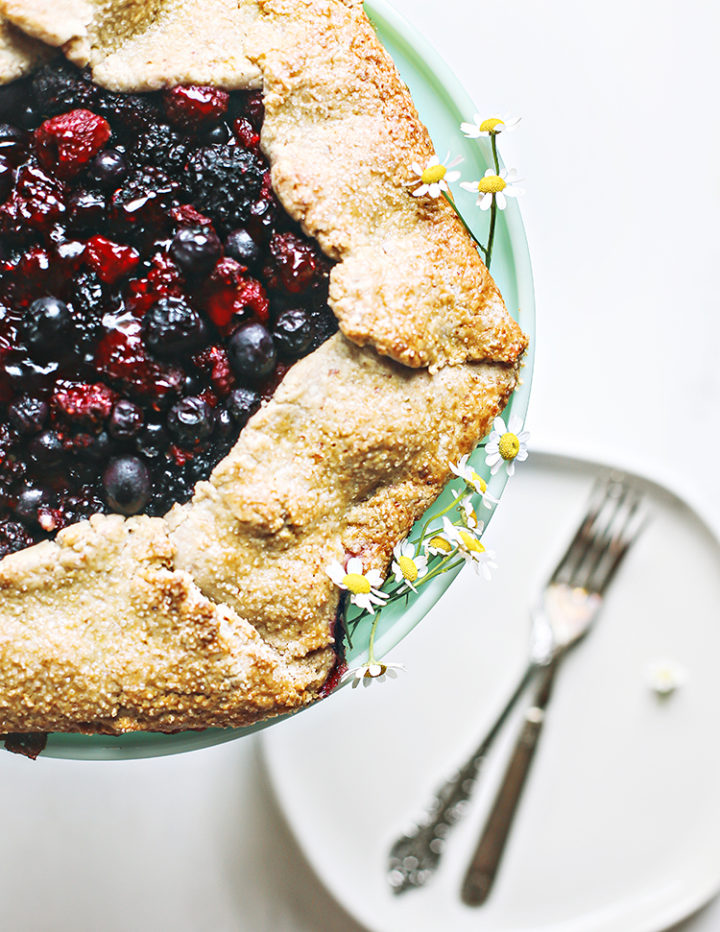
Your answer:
421,164 -> 447,184
470,470 -> 487,493
479,117 -> 505,133
477,175 -> 506,194
498,432 -> 520,460
459,530 -> 485,554
343,572 -> 371,594
429,535 -> 452,554
397,555 -> 418,582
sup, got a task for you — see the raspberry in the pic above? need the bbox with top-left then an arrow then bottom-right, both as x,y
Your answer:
0,163 -> 66,235
263,232 -> 326,295
233,118 -> 260,150
193,345 -> 235,398
35,109 -> 111,179
170,204 -> 213,228
52,381 -> 116,429
202,258 -> 269,329
163,85 -> 229,127
94,320 -> 184,404
85,235 -> 140,285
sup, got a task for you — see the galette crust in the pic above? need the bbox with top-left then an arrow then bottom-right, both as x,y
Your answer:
0,1 -> 528,735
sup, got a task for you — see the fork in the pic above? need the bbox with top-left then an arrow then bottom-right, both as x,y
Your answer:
460,476 -> 645,905
386,475 -> 644,896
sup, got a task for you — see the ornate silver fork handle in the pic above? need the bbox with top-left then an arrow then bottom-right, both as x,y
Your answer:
387,660 -> 538,894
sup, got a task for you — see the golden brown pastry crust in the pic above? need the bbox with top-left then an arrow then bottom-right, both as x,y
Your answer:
0,0 -> 528,735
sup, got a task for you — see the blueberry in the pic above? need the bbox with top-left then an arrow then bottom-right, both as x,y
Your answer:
29,430 -> 64,470
75,430 -> 111,462
0,154 -> 12,201
226,386 -> 260,428
90,148 -> 127,190
143,297 -> 208,358
4,356 -> 60,391
225,228 -> 261,269
0,124 -> 26,163
68,190 -> 107,231
135,421 -> 169,459
167,396 -> 215,446
24,296 -> 74,356
227,322 -> 276,384
108,399 -> 144,440
17,103 -> 40,130
170,225 -> 221,277
103,455 -> 151,515
273,308 -> 314,359
202,122 -> 231,145
15,487 -> 52,525
7,395 -> 48,435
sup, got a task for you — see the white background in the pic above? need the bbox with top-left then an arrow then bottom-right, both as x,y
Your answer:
1,0 -> 719,930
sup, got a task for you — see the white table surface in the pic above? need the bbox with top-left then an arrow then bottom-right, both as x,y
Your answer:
1,1 -> 718,930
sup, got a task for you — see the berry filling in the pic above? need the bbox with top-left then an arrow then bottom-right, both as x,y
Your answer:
0,60 -> 337,558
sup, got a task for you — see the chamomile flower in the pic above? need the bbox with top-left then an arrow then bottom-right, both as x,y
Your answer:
326,557 -> 388,614
452,490 -> 480,529
460,167 -> 524,211
461,113 -> 521,138
343,660 -> 406,688
646,659 -> 687,697
410,153 -> 462,198
443,517 -> 497,580
484,413 -> 530,477
424,526 -> 456,557
449,454 -> 498,508
391,540 -> 428,593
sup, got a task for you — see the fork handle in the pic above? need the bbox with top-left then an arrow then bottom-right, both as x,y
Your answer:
461,659 -> 558,906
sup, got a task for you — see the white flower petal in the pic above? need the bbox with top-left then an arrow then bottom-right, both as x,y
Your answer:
412,184 -> 428,197
346,557 -> 364,575
460,181 -> 477,192
446,171 -> 461,183
496,191 -> 507,210
508,413 -> 523,434
479,193 -> 493,210
493,416 -> 507,434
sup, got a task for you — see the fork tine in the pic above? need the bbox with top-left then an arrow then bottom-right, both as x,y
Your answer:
591,505 -> 648,595
550,479 -> 608,585
577,483 -> 635,589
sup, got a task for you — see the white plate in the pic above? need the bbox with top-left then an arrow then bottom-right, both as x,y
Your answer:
261,451 -> 720,932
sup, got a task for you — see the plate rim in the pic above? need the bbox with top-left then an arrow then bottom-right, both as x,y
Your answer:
261,446 -> 720,932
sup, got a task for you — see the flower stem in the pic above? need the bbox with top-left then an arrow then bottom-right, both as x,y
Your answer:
367,611 -> 381,664
417,497 -> 461,544
485,134 -> 501,270
442,191 -> 487,258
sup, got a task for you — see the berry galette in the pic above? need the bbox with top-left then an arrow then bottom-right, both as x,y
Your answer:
0,0 -> 527,737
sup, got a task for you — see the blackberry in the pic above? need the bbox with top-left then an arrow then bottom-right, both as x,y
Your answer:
7,395 -> 48,436
0,519 -> 35,557
69,270 -> 106,349
31,61 -> 99,118
96,92 -> 162,135
185,145 -> 264,228
133,123 -> 190,174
